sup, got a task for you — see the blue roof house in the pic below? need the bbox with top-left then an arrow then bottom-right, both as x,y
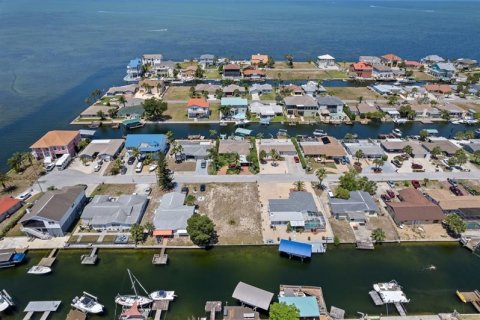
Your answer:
429,62 -> 456,80
125,134 -> 167,155
278,296 -> 320,319
124,58 -> 143,82
221,97 -> 248,118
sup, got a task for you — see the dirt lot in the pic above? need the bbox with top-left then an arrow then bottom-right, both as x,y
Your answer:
90,184 -> 136,197
163,86 -> 191,100
366,216 -> 399,241
0,162 -> 44,198
326,87 -> 380,101
167,158 -> 196,172
397,224 -> 451,241
190,183 -> 263,245
329,218 -> 356,243
140,184 -> 165,226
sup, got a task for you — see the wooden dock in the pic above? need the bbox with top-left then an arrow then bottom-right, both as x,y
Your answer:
23,301 -> 61,320
81,247 -> 98,265
279,285 -> 327,314
152,300 -> 170,320
205,301 -> 221,320
369,290 -> 384,306
457,290 -> 480,312
394,302 -> 407,316
152,239 -> 169,265
38,249 -> 58,268
66,309 -> 87,320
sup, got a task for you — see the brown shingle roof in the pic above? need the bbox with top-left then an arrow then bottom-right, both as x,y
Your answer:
426,189 -> 480,211
30,131 -> 80,149
300,137 -> 347,157
218,140 -> 251,155
422,140 -> 459,155
387,188 -> 444,223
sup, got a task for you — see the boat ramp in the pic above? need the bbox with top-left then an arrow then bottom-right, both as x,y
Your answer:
23,301 -> 61,320
81,247 -> 98,265
356,240 -> 375,250
456,290 -> 480,312
38,248 -> 58,268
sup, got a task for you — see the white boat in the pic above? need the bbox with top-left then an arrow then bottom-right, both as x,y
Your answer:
313,129 -> 327,137
149,290 -> 176,301
373,280 -> 410,304
277,129 -> 288,136
0,290 -> 14,312
451,120 -> 461,125
72,292 -> 104,314
465,119 -> 478,125
27,265 -> 51,275
116,269 -> 153,307
394,118 -> 408,124
392,128 -> 402,137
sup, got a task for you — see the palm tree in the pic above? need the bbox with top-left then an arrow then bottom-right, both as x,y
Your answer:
219,105 -> 231,119
143,222 -> 155,236
118,95 -> 127,108
209,130 -> 217,138
293,180 -> 305,191
354,149 -> 364,164
474,150 -> 480,163
269,149 -> 279,164
7,152 -> 24,173
373,158 -> 384,170
131,148 -> 140,159
166,130 -> 174,144
259,150 -> 267,162
0,172 -> 11,190
430,146 -> 442,159
315,168 -> 327,187
371,228 -> 386,243
256,132 -> 264,140
402,145 -> 413,156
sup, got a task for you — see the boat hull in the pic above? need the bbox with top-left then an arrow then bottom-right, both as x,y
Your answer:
27,266 -> 52,275
149,290 -> 175,301
115,295 -> 152,307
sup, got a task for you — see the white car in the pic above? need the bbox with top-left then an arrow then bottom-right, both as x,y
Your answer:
94,164 -> 101,172
149,164 -> 158,172
45,163 -> 55,172
16,191 -> 32,201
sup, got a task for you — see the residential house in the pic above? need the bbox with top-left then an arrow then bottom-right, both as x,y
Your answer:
301,81 -> 325,96
249,84 -> 273,95
30,130 -> 81,160
153,60 -> 176,78
355,102 -> 378,115
79,104 -> 117,118
223,64 -> 242,78
409,103 -> 441,119
463,142 -> 480,154
344,140 -> 385,158
317,54 -> 337,70
455,58 -> 478,71
187,98 -> 210,119
282,84 -> 304,96
153,192 -> 195,236
422,138 -> 459,156
20,186 -> 86,238
380,139 -> 428,158
0,197 -> 22,223
199,54 -> 215,67
124,134 -> 168,155
218,140 -> 251,159
106,84 -> 138,96
79,139 -> 125,161
429,62 -> 456,79
381,53 -> 402,66
350,61 -> 373,78
124,58 -> 142,82
268,191 -> 326,231
426,189 -> 480,214
116,97 -> 145,118
242,68 -> 266,79
223,84 -> 246,97
80,194 -> 148,231
175,140 -> 212,161
180,65 -> 197,79
258,139 -> 296,156
142,54 -> 163,66
195,83 -> 221,97
378,105 -> 400,119
404,60 -> 422,69
284,95 -> 318,117
424,84 -> 453,95
421,55 -> 445,65
386,188 -> 444,225
372,64 -> 394,80
251,54 -> 269,65
221,97 -> 248,117
371,84 -> 401,95
249,101 -> 283,117
435,103 -> 465,119
360,56 -> 381,65
317,96 -> 344,114
329,191 -> 379,223
300,136 -> 347,159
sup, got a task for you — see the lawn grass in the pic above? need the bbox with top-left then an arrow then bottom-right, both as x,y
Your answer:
163,86 -> 191,101
204,68 -> 221,79
259,92 -> 276,101
412,70 -> 436,81
90,184 -> 136,197
265,69 -> 349,80
272,61 -> 317,69
326,87 -> 380,101
165,103 -> 188,121
179,61 -> 198,69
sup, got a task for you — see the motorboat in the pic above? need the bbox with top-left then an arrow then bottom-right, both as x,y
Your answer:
277,129 -> 288,136
0,249 -> 26,268
149,290 -> 176,301
451,120 -> 461,125
373,280 -> 410,304
148,164 -> 157,172
72,292 -> 104,314
313,129 -> 327,137
0,290 -> 14,312
116,269 -> 153,307
27,265 -> 51,275
465,119 -> 478,125
392,128 -> 402,137
394,118 -> 408,124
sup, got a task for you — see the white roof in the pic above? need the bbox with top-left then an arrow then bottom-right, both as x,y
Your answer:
318,54 -> 335,60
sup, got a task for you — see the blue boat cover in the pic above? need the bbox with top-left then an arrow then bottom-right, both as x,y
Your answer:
279,239 -> 312,258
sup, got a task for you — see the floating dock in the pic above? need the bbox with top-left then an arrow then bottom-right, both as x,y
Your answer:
152,300 -> 170,320
369,290 -> 384,306
38,248 -> 58,268
369,281 -> 409,316
152,238 -> 168,265
23,301 -> 61,320
81,247 -> 98,265
205,301 -> 221,320
456,290 -> 480,312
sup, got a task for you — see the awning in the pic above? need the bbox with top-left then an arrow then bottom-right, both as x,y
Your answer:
279,239 -> 312,258
153,229 -> 173,236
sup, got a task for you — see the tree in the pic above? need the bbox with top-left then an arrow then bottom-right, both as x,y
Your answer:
315,168 -> 327,187
448,157 -> 457,166
455,131 -> 466,140
195,66 -> 204,78
465,130 -> 475,140
144,222 -> 155,236
444,214 -> 466,236
7,152 -> 24,173
143,97 -> 168,120
354,149 -> 364,164
166,130 -> 174,144
423,178 -> 430,187
293,181 -> 305,191
130,223 -> 145,244
156,152 -> 174,190
454,149 -> 468,166
441,110 -> 450,120
110,158 -> 122,175
362,179 -> 378,194
131,148 -> 140,159
186,214 -> 216,246
419,129 -> 428,141
402,145 -> 413,156
269,149 -> 280,164
371,228 -> 386,243
108,107 -> 118,119
430,146 -> 442,159
344,133 -> 354,140
473,150 -> 480,163
387,95 -> 399,106
373,158 -> 384,170
96,110 -> 106,120
335,186 -> 350,199
399,104 -> 414,119
0,172 -> 11,190
284,54 -> 294,68
118,95 -> 127,108
209,130 -> 217,138
219,105 -> 231,119
269,302 -> 300,320
259,149 -> 267,162
267,56 -> 275,68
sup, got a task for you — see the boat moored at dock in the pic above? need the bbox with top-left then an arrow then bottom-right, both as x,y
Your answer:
27,265 -> 52,275
0,249 -> 26,269
71,292 -> 104,314
313,129 -> 327,137
115,269 -> 153,307
149,290 -> 175,301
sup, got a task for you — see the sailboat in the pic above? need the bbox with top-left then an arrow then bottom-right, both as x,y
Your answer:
115,269 -> 153,307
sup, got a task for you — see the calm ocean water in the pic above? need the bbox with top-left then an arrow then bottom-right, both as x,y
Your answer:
0,0 -> 479,169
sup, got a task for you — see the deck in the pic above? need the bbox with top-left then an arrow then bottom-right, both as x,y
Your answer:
205,301 -> 221,320
152,239 -> 169,265
356,241 -> 375,250
81,247 -> 98,265
457,290 -> 480,312
369,290 -> 384,306
38,249 -> 58,268
23,301 -> 61,320
152,300 -> 170,320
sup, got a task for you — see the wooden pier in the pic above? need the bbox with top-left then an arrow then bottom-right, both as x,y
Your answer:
205,301 -> 221,320
394,302 -> 407,316
38,248 -> 58,268
152,238 -> 169,265
81,247 -> 98,265
457,290 -> 480,312
152,300 -> 170,320
279,285 -> 327,314
23,300 -> 61,320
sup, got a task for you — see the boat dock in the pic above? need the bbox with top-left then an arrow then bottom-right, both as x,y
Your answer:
279,285 -> 327,314
456,290 -> 480,312
205,301 -> 221,320
23,301 -> 61,320
394,301 -> 407,316
356,241 -> 375,250
152,238 -> 168,265
152,300 -> 170,320
66,309 -> 87,320
369,290 -> 384,305
38,248 -> 58,268
81,247 -> 98,265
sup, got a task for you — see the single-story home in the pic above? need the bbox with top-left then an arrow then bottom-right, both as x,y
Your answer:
199,54 -> 216,67
422,55 -> 445,64
0,197 -> 22,223
355,102 -> 378,115
258,139 -> 296,156
372,64 -> 394,80
249,84 -> 273,95
175,140 -> 212,160
386,188 -> 444,225
424,84 -> 453,95
381,53 -> 402,66
380,139 -> 428,158
360,56 -> 381,65
80,194 -> 148,230
421,138 -> 459,156
125,134 -> 167,155
243,68 -> 266,79
463,142 -> 480,154
249,101 -> 283,117
251,54 -> 269,65
105,84 -> 138,96
153,192 -> 195,236
79,104 -> 117,118
187,98 -> 210,119
300,136 -> 347,159
218,140 -> 251,157
435,103 -> 464,118
426,189 -> 480,213
79,139 -> 125,161
344,140 -> 385,158
317,54 -> 337,70
409,103 -> 441,119
284,95 -> 318,117
30,130 -> 81,160
223,84 -> 246,96
195,83 -> 221,95
329,191 -> 379,223
282,84 -> 304,96
20,186 -> 86,238
301,81 -> 325,96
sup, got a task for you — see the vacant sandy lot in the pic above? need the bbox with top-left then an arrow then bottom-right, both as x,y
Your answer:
329,218 -> 356,243
167,158 -> 196,172
193,183 -> 263,245
397,224 -> 452,241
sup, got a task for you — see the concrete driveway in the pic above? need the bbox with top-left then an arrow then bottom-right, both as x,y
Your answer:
195,159 -> 209,175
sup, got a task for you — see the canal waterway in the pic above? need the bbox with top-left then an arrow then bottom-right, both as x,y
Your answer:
1,244 -> 479,319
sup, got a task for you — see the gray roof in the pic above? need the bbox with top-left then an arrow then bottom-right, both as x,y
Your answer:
269,192 -> 318,213
232,282 -> 274,311
344,140 -> 385,157
317,95 -> 344,106
153,192 -> 195,231
284,95 -> 317,107
177,140 -> 212,158
435,62 -> 456,71
106,84 -> 138,96
423,54 -> 444,63
21,186 -> 85,223
200,54 -> 215,60
143,54 -> 163,60
249,83 -> 272,93
79,139 -> 125,158
330,191 -> 379,215
360,56 -> 381,64
372,64 -> 393,72
81,194 -> 148,227
464,143 -> 480,153
218,140 -> 251,155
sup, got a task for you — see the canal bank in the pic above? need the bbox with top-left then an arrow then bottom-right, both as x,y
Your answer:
1,244 -> 479,319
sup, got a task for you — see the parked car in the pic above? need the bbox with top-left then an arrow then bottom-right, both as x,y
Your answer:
137,154 -> 146,161
381,194 -> 391,202
16,191 -> 32,201
201,160 -> 207,169
127,157 -> 136,165
135,162 -> 143,173
149,164 -> 158,172
94,164 -> 102,172
387,180 -> 395,188
293,156 -> 300,163
181,186 -> 189,194
45,163 -> 55,172
200,184 -> 206,192
447,178 -> 458,186
120,166 -> 127,175
391,159 -> 402,168
387,190 -> 395,198
411,180 -> 421,189
450,186 -> 463,196
144,187 -> 152,196
411,163 -> 423,169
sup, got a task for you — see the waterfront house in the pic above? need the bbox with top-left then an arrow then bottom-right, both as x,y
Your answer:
258,139 -> 296,156
426,189 -> 480,213
249,84 -> 273,95
80,194 -> 148,231
282,84 -> 304,96
372,64 -> 394,80
317,96 -> 344,114
223,84 -> 246,97
79,139 -> 125,161
152,60 -> 176,78
153,192 -> 195,237
79,104 -> 117,119
455,58 -> 478,71
124,58 -> 142,82
180,65 -> 197,79
221,97 -> 248,117
20,185 -> 86,238
350,61 -> 373,78
195,83 -> 221,97
316,54 -> 338,70
371,84 -> 401,96
301,81 -> 325,96
223,64 -> 242,78
278,296 -> 320,319
251,54 -> 269,65
300,136 -> 347,160
360,56 -> 381,65
105,84 -> 138,96
386,188 -> 444,225
0,197 -> 22,223
30,130 -> 81,160
284,95 -> 318,117
242,68 -> 266,79
199,54 -> 215,67
421,138 -> 459,156
218,140 -> 251,158
142,54 -> 163,66
344,140 -> 385,158
268,191 -> 326,231
421,55 -> 445,65
249,101 -> 283,117
378,106 -> 400,119
404,60 -> 422,69
139,79 -> 166,95
381,53 -> 402,66
435,103 -> 465,119
329,191 -> 379,223
380,139 -> 428,158
125,134 -> 167,156
187,98 -> 210,119
424,84 -> 453,95
355,102 -> 378,115
411,103 -> 441,119
174,140 -> 212,161
429,62 -> 456,80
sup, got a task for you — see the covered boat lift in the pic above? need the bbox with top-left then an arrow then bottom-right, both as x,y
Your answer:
232,282 -> 274,311
278,239 -> 312,260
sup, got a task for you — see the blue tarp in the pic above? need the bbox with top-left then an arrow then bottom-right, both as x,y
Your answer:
125,134 -> 167,153
278,239 -> 312,258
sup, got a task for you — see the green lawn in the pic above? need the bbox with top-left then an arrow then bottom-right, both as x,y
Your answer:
165,102 -> 220,121
413,70 -> 436,81
326,87 -> 380,101
164,86 -> 192,100
265,69 -> 348,81
179,61 -> 198,69
204,68 -> 221,79
260,92 -> 276,101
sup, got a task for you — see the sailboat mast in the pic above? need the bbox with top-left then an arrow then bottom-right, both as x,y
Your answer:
127,269 -> 139,297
